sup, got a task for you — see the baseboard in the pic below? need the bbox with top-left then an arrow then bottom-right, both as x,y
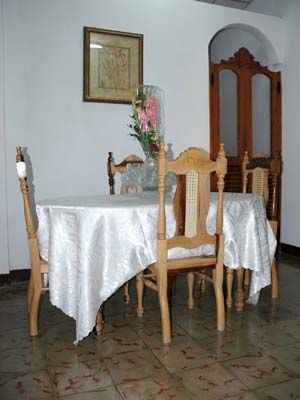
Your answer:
280,243 -> 300,258
0,269 -> 30,287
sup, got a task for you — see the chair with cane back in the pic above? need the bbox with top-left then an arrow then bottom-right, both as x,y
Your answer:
226,151 -> 281,310
137,142 -> 227,344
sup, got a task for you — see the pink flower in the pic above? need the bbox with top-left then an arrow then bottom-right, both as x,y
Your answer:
137,108 -> 149,132
146,96 -> 157,125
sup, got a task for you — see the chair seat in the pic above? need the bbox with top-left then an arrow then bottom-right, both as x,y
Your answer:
148,255 -> 217,273
40,258 -> 48,274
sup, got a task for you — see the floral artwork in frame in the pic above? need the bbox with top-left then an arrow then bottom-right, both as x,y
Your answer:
83,27 -> 143,104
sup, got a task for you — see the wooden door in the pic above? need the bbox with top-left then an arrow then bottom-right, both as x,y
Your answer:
209,47 -> 281,197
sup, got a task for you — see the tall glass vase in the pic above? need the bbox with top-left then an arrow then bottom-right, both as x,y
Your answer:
141,156 -> 157,191
131,84 -> 166,190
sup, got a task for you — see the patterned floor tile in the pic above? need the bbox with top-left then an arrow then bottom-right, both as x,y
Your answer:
227,392 -> 260,399
238,323 -> 298,351
126,309 -> 163,327
223,354 -> 295,390
256,378 -> 300,399
45,337 -> 100,366
176,313 -> 231,341
59,386 -> 123,399
199,331 -> 262,362
104,349 -> 164,384
94,324 -> 146,356
0,370 -> 53,399
1,255 -> 300,399
0,339 -> 47,374
0,327 -> 42,352
0,371 -> 19,386
274,318 -> 300,338
99,315 -> 130,333
225,310 -> 268,332
118,371 -> 193,399
131,319 -> 188,349
256,303 -> 297,324
151,338 -> 215,373
264,342 -> 300,374
51,359 -> 114,397
175,363 -> 247,400
0,310 -> 28,332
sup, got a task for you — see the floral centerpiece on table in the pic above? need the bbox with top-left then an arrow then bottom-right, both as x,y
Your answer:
128,85 -> 165,159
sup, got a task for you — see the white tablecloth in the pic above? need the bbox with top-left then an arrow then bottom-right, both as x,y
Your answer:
36,192 -> 276,343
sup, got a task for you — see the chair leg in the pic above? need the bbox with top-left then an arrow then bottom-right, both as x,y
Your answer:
226,268 -> 233,308
271,258 -> 279,298
187,272 -> 195,309
213,234 -> 225,331
28,283 -> 41,336
200,271 -> 206,293
235,268 -> 245,312
95,306 -> 104,335
28,255 -> 43,336
157,267 -> 171,344
213,265 -> 225,331
123,282 -> 130,304
27,273 -> 34,314
136,272 -> 144,317
244,269 -> 250,286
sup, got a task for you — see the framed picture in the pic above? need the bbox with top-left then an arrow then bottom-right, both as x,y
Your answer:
83,27 -> 143,104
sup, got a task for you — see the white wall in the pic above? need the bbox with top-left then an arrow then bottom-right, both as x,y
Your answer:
280,0 -> 300,247
0,0 -> 283,272
0,0 -> 9,274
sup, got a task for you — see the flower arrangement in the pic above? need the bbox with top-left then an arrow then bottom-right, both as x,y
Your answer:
128,86 -> 161,159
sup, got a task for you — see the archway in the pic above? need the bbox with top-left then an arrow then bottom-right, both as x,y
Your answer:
208,24 -> 282,203
209,23 -> 280,70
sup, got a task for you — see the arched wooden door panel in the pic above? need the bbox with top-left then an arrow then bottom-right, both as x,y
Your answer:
209,47 -> 282,201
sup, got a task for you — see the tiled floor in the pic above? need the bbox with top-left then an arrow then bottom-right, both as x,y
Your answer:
0,254 -> 300,399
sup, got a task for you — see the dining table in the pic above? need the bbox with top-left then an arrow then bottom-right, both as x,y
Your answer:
36,191 -> 276,344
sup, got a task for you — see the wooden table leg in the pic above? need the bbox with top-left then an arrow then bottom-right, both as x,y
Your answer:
95,306 -> 104,335
235,268 -> 245,311
123,282 -> 130,304
226,268 -> 233,308
244,269 -> 250,286
187,272 -> 195,309
271,258 -> 279,299
136,272 -> 144,317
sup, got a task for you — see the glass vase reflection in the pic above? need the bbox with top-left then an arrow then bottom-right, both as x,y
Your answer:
121,163 -> 143,194
141,156 -> 158,191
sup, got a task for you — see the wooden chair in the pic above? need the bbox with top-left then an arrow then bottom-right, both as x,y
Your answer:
136,142 -> 227,344
226,151 -> 282,310
17,146 -> 105,337
107,152 -> 143,195
16,146 -> 48,336
107,152 -> 143,303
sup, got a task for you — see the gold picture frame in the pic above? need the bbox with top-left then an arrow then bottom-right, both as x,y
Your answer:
83,27 -> 143,104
